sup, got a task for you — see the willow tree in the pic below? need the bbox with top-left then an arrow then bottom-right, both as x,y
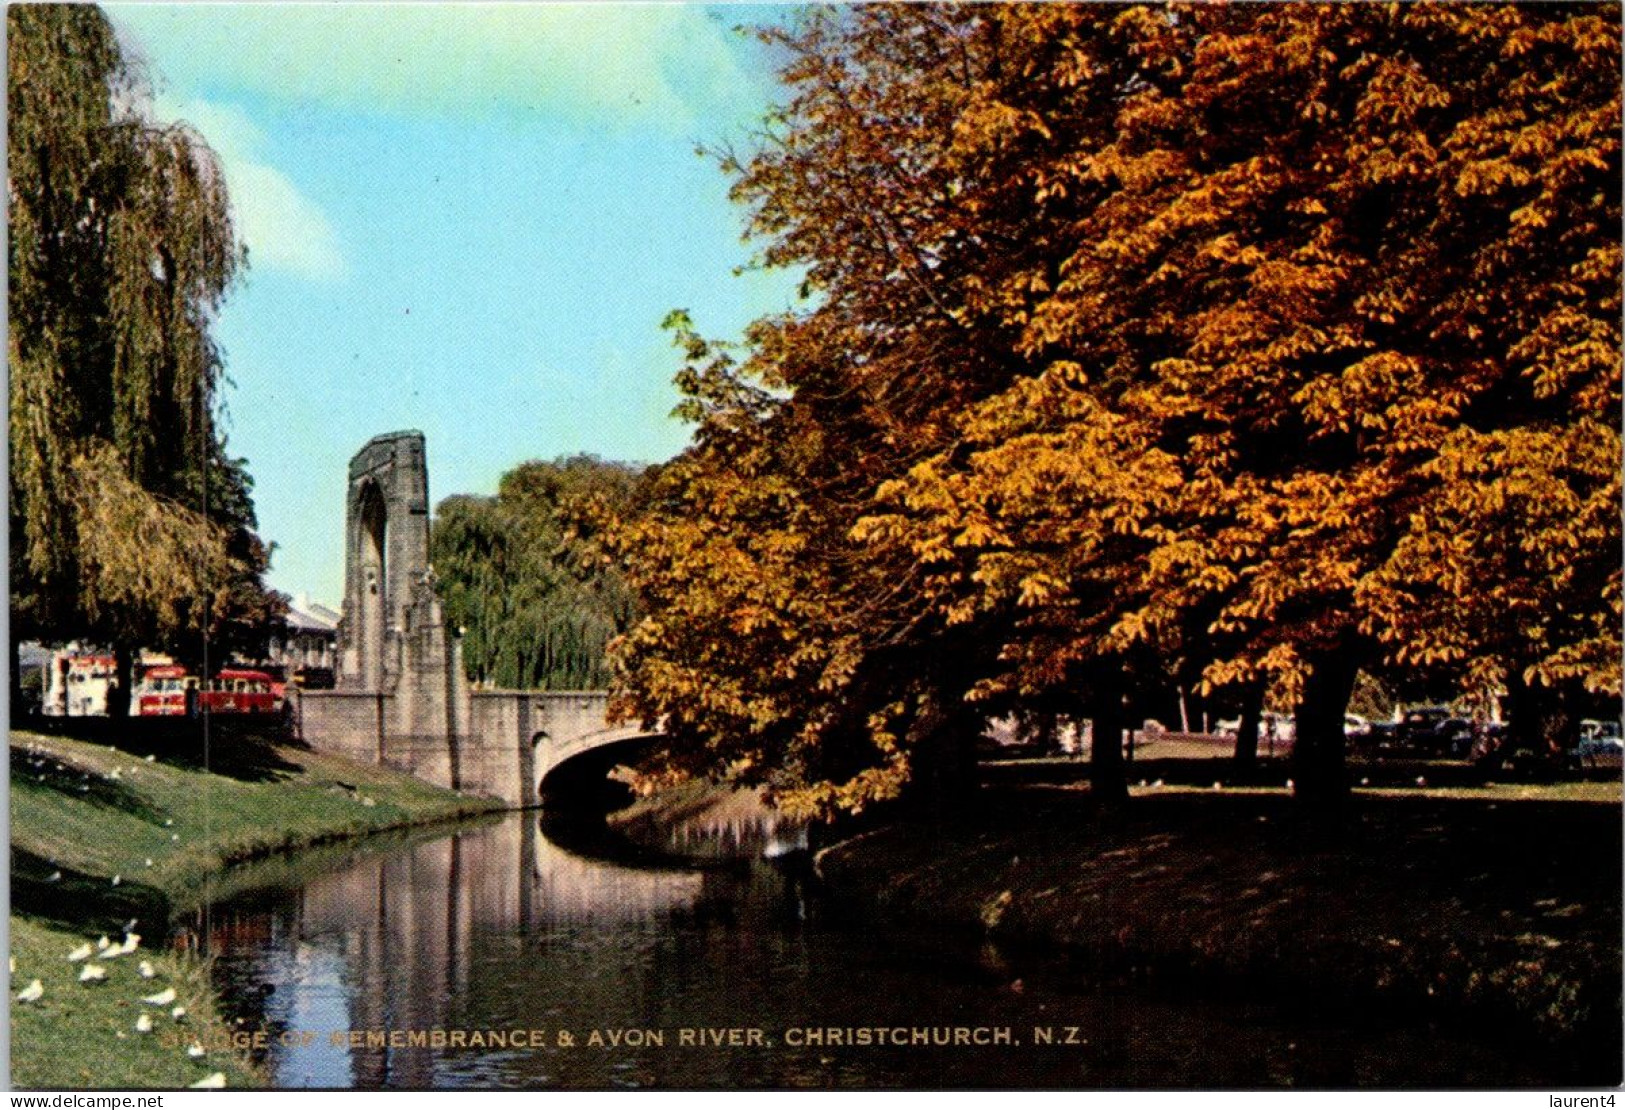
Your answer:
431,456 -> 643,690
9,5 -> 275,707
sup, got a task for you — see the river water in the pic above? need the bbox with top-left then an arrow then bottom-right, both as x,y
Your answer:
182,811 -> 1559,1089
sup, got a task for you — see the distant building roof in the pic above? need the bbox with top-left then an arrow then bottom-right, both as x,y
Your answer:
286,595 -> 340,634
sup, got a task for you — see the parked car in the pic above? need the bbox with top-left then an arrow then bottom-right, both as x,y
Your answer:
1575,719 -> 1623,767
1396,706 -> 1474,759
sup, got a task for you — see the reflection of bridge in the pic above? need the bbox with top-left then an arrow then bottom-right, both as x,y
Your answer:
293,433 -> 662,808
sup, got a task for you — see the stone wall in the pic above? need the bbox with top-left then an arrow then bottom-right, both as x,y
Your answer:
296,687 -> 616,808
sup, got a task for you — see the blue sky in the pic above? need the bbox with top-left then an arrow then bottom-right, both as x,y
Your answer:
105,4 -> 803,605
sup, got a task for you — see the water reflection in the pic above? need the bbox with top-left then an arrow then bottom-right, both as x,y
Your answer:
188,812 -> 1563,1089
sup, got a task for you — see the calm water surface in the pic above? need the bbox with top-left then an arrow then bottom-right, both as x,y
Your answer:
183,811 -> 1559,1089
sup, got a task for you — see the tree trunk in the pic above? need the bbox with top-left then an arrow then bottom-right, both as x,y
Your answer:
107,642 -> 134,720
1504,672 -> 1578,764
1292,652 -> 1359,808
1231,680 -> 1265,772
907,705 -> 980,820
1089,684 -> 1128,807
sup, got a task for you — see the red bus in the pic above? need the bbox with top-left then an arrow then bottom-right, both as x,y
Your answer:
135,667 -> 281,717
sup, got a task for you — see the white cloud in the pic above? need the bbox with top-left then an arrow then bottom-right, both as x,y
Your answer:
109,4 -> 771,132
155,98 -> 346,282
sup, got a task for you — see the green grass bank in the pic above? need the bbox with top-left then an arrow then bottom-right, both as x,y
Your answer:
815,770 -> 1622,1084
10,726 -> 505,1089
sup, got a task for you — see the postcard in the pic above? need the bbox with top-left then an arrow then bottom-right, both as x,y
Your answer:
8,2 -> 1621,1096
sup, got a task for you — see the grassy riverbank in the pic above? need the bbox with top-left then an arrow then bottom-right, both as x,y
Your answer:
9,726 -> 504,1089
816,769 -> 1622,1084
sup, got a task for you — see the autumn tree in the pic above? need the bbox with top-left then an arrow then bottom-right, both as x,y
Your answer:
431,456 -> 643,690
612,4 -> 1621,814
612,9 -> 1087,815
8,4 -> 283,708
850,3 -> 1621,804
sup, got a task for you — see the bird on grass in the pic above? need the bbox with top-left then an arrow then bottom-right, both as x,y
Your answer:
17,980 -> 44,1003
67,943 -> 93,962
46,871 -> 61,883
138,961 -> 156,979
190,1073 -> 227,1089
135,1013 -> 154,1034
172,1006 -> 187,1021
96,936 -> 111,951
120,933 -> 141,954
111,875 -> 122,887
187,1044 -> 206,1060
78,964 -> 107,983
142,987 -> 177,1006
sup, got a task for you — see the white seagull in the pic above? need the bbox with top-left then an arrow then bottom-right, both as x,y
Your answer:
16,979 -> 44,1003
135,1013 -> 154,1034
187,1043 -> 206,1059
95,936 -> 112,951
78,964 -> 107,983
138,960 -> 156,979
67,943 -> 94,962
172,1006 -> 187,1021
142,987 -> 177,1006
189,1073 -> 227,1089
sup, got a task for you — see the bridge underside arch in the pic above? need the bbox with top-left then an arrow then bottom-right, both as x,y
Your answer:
536,733 -> 662,808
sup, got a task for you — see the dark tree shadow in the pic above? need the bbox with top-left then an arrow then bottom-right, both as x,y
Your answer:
14,714 -> 303,782
10,849 -> 170,934
10,744 -> 169,822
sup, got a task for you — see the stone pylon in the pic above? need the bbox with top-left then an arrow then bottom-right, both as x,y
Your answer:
334,431 -> 471,787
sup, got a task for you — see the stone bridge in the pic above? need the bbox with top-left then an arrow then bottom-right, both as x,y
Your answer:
292,686 -> 660,808
292,432 -> 662,808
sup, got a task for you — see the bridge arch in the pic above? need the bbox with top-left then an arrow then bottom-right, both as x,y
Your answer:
534,725 -> 662,806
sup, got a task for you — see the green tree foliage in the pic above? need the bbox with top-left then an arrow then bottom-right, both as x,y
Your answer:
614,4 -> 1620,813
431,456 -> 642,691
8,4 -> 283,692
